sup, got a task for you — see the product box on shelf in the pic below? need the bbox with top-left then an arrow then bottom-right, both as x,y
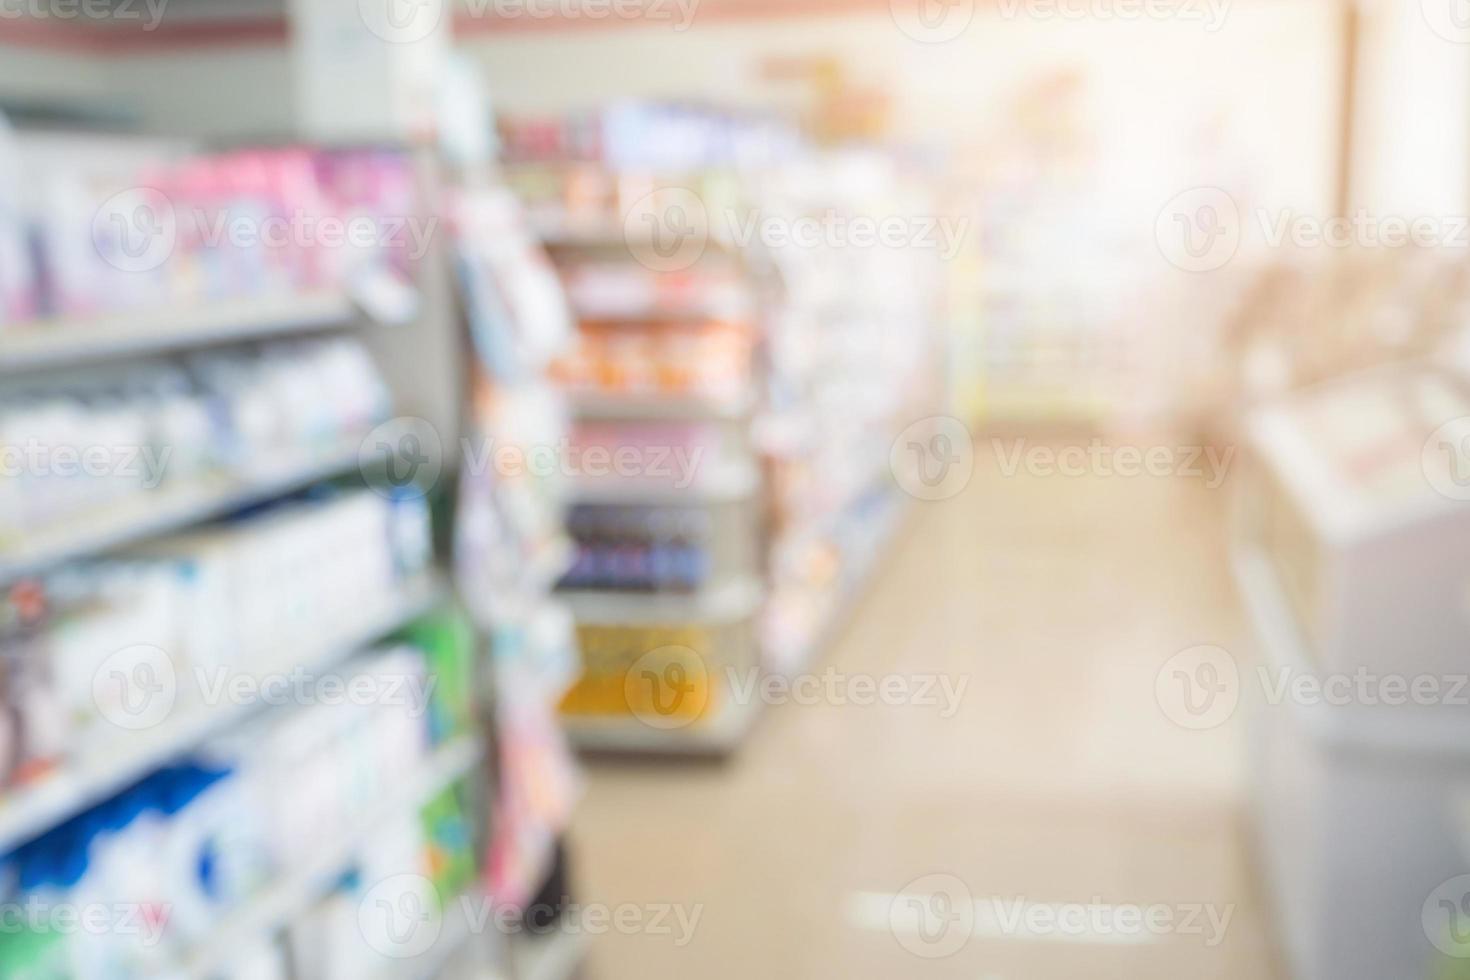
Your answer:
567,419 -> 756,502
6,132 -> 421,325
559,616 -> 757,730
399,609 -> 481,746
124,489 -> 421,675
0,487 -> 434,792
0,336 -> 393,550
558,500 -> 757,597
0,635 -> 464,980
0,112 -> 35,329
552,319 -> 754,402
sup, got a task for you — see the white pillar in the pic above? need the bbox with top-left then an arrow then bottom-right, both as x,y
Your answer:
288,0 -> 453,143
1350,0 -> 1470,216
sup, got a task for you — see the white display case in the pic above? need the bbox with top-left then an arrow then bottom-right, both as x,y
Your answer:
1234,541 -> 1470,980
1234,362 -> 1470,980
1246,682 -> 1467,980
1238,362 -> 1470,687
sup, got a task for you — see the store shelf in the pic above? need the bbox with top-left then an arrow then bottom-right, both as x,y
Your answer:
0,574 -> 447,854
179,735 -> 483,980
530,220 -> 627,248
0,290 -> 359,375
0,438 -> 372,583
564,689 -> 761,756
510,926 -> 588,980
533,219 -> 737,256
569,390 -> 755,421
768,490 -> 911,676
569,463 -> 760,505
568,306 -> 753,326
559,575 -> 763,625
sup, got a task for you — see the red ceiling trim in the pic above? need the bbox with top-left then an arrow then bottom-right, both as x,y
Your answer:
0,0 -> 901,54
454,0 -> 898,34
0,15 -> 286,53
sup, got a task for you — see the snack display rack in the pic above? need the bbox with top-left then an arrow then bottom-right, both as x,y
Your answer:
752,150 -> 939,678
500,106 -> 941,755
540,209 -> 769,756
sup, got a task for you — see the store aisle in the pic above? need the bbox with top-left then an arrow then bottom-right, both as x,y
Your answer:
568,438 -> 1280,980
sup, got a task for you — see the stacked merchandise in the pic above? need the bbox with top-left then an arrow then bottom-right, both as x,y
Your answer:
0,127 -> 494,980
0,635 -> 480,980
0,489 -> 435,795
753,150 -> 941,676
935,178 -> 987,425
448,181 -> 583,936
559,505 -> 713,594
502,105 -> 788,754
0,123 -> 419,329
499,101 -> 799,238
1233,363 -> 1470,980
960,73 -> 1169,429
503,103 -> 942,748
0,337 -> 393,559
971,190 -> 1141,425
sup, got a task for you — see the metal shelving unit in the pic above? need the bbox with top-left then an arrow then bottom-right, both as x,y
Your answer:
0,290 -> 358,375
772,490 -> 911,678
561,693 -> 762,757
0,439 -> 375,583
178,736 -> 483,980
568,390 -> 755,422
0,574 -> 447,854
558,575 -> 763,626
525,153 -> 933,759
567,462 -> 762,506
0,56 -> 541,980
532,204 -> 770,757
0,259 -> 482,974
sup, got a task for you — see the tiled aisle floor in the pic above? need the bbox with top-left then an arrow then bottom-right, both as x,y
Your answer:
567,439 -> 1282,980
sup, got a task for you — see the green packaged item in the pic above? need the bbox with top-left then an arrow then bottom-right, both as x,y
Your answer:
400,608 -> 478,744
0,924 -> 69,980
421,786 -> 478,902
